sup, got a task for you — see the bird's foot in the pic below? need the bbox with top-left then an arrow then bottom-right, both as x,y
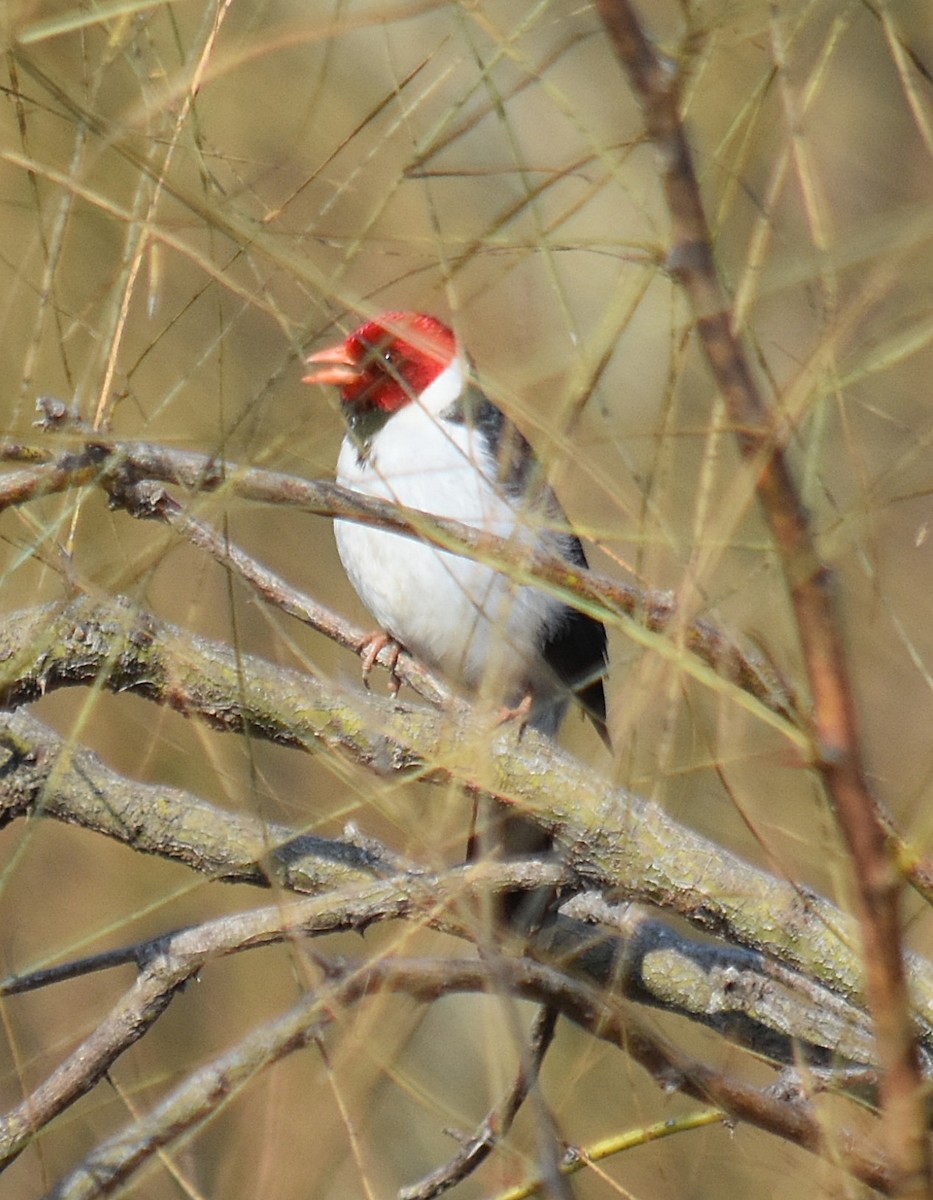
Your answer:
494,693 -> 533,737
360,631 -> 403,697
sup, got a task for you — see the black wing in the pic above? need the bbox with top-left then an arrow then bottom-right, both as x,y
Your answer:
445,386 -> 609,742
541,533 -> 608,741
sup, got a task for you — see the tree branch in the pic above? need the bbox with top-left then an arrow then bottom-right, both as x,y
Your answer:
0,708 -> 401,893
1,402 -> 801,729
594,3 -> 929,1192
2,601 -> 932,1041
43,957 -> 895,1200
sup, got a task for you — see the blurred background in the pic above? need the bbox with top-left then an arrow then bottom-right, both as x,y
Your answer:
1,0 -> 932,1195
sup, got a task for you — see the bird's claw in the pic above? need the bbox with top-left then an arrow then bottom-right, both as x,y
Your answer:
495,693 -> 533,737
360,632 -> 403,698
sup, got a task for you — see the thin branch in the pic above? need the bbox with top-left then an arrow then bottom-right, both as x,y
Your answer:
104,473 -> 452,708
0,759 -> 905,1185
1,867 -> 826,1174
0,868 -> 554,1173
1,403 -> 801,729
400,1006 -> 559,1200
594,3 -> 930,1193
44,957 -> 895,1200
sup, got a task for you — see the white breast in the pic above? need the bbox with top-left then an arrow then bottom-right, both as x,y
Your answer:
334,361 -> 563,710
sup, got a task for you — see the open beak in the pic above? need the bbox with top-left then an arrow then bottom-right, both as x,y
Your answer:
302,343 -> 360,387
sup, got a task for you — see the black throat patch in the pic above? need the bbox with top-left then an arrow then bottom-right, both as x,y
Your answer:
344,404 -> 396,462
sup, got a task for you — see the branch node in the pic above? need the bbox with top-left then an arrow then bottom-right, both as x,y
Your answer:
35,394 -> 79,430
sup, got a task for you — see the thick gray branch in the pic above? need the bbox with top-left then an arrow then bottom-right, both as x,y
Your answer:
1,596 -> 932,1033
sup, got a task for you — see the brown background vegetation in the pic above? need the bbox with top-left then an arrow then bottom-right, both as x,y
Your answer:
1,1 -> 933,1196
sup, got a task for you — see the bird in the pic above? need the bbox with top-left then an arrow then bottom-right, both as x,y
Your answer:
303,311 -> 608,922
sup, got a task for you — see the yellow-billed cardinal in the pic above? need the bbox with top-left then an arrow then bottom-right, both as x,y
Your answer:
303,311 -> 608,748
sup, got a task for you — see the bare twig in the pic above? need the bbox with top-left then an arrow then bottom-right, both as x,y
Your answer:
44,957 -> 895,1200
103,473 -> 452,708
2,409 -> 801,727
400,1006 -> 559,1200
0,866 -> 557,1173
3,863 -> 846,1177
594,3 -> 930,1193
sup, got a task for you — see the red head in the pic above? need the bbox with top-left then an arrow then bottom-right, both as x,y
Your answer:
303,312 -> 457,413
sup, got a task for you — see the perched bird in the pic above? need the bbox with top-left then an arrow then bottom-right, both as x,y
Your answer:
303,310 -> 607,741
304,312 -> 608,925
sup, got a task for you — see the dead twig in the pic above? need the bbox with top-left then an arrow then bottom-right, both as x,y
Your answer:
400,1006 -> 559,1200
2,404 -> 801,728
594,2 -> 929,1191
45,957 -> 895,1200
